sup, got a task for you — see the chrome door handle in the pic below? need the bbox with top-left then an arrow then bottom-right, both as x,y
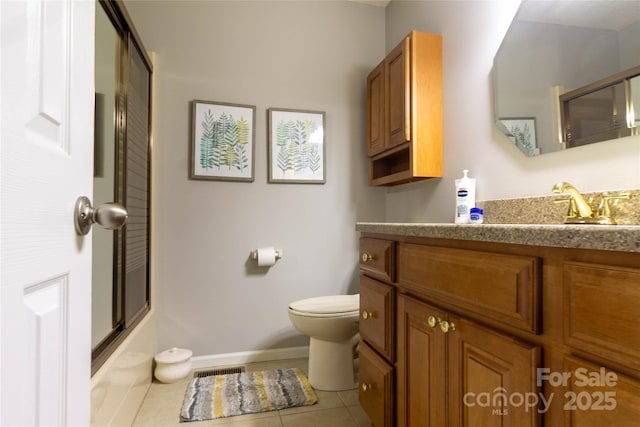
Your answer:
74,196 -> 128,235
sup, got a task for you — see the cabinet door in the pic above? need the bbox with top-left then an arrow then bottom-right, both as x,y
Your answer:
397,295 -> 446,427
367,60 -> 385,157
563,262 -> 640,371
386,36 -> 411,148
563,355 -> 640,427
447,315 -> 541,427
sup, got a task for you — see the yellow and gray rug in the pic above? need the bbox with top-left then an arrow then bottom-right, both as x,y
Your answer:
180,368 -> 318,422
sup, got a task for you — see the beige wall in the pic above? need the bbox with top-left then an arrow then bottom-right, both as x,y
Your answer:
384,0 -> 640,223
124,1 -> 386,356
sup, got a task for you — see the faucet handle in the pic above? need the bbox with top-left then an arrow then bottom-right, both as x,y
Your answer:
554,196 -> 578,218
603,192 -> 630,201
596,192 -> 630,223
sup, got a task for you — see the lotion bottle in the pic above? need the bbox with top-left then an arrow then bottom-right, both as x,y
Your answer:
454,169 -> 476,224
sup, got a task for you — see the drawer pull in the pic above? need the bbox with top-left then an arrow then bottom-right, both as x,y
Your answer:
362,310 -> 375,320
361,253 -> 376,262
361,383 -> 372,392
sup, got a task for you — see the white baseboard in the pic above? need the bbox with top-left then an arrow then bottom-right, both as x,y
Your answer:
190,346 -> 310,369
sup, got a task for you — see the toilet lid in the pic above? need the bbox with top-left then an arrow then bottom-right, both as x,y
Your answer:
289,294 -> 359,314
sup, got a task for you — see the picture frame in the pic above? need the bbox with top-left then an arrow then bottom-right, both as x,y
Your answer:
267,108 -> 326,184
190,100 -> 256,181
498,117 -> 540,157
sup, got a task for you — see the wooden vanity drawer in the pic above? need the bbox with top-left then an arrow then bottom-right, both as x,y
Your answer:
398,243 -> 541,333
360,238 -> 395,282
563,262 -> 640,371
359,342 -> 394,427
360,275 -> 395,361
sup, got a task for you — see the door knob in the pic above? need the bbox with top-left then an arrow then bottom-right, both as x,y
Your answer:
74,196 -> 128,235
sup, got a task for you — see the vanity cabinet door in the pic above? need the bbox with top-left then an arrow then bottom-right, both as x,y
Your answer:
447,314 -> 541,427
397,295 -> 447,427
563,261 -> 640,371
563,355 -> 640,427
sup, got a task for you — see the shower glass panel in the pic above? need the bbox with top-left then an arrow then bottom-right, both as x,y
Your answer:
564,82 -> 627,147
92,0 -> 152,373
92,5 -> 120,349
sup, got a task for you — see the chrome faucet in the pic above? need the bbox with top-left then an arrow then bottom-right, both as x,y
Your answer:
552,182 -> 629,225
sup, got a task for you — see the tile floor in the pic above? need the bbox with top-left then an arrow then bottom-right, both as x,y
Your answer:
132,358 -> 373,427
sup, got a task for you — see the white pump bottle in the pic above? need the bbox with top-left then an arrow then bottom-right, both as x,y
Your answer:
454,169 -> 476,224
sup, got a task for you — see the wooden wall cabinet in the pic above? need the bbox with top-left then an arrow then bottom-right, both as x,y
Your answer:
358,233 -> 640,427
366,31 -> 443,186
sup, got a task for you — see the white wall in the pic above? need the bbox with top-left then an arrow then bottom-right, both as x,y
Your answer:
384,0 -> 640,223
124,1 -> 386,356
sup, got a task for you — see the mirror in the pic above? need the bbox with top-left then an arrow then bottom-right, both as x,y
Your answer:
493,0 -> 640,156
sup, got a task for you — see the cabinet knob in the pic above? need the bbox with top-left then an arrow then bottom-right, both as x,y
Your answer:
361,383 -> 372,392
362,310 -> 375,320
429,316 -> 455,333
428,316 -> 437,328
439,320 -> 456,333
361,253 -> 375,263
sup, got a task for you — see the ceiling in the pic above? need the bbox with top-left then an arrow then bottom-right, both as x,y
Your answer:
518,0 -> 640,31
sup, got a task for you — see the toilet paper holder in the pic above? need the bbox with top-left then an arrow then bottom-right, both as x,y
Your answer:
250,248 -> 283,261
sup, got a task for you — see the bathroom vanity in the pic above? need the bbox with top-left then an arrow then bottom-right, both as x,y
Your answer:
357,223 -> 640,427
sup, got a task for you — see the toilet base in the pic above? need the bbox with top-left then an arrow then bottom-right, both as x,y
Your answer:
307,337 -> 357,391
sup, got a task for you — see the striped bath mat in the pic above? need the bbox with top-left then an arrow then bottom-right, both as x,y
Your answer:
180,368 -> 318,422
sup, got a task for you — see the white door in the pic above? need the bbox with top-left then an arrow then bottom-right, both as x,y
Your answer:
1,0 -> 95,425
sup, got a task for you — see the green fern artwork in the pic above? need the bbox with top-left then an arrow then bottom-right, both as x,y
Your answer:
192,101 -> 255,181
499,118 -> 540,157
269,109 -> 325,183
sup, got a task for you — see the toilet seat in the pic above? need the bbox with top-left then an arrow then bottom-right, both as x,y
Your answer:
288,294 -> 359,317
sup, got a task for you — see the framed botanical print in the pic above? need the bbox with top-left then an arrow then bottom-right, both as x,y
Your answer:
190,100 -> 256,181
267,108 -> 325,184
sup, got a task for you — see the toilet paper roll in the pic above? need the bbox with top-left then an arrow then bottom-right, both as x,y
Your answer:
257,246 -> 277,267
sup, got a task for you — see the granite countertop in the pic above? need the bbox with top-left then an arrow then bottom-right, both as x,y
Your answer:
356,222 -> 640,253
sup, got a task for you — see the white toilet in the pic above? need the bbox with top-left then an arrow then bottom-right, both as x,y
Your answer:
288,294 -> 360,391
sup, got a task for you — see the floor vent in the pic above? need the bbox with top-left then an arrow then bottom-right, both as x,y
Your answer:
194,366 -> 245,378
